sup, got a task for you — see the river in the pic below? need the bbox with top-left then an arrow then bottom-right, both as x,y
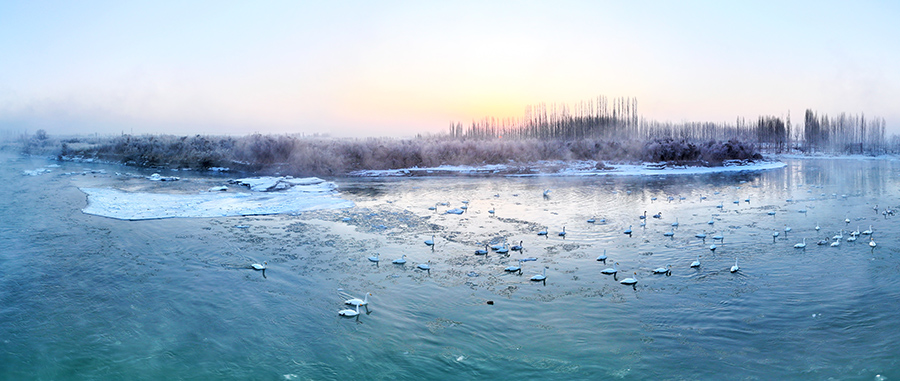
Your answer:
1,153 -> 897,380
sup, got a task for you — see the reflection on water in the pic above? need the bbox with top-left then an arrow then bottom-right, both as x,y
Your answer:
2,154 -> 900,379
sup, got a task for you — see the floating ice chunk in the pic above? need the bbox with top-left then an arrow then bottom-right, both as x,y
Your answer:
147,173 -> 180,181
207,185 -> 228,192
22,168 -> 52,176
230,176 -> 330,192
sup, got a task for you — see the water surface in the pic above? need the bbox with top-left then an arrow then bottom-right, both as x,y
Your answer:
2,154 -> 898,380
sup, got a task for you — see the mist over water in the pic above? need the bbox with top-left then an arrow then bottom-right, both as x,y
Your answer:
2,153 -> 900,380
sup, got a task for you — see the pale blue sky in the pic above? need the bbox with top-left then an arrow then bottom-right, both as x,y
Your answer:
1,1 -> 898,137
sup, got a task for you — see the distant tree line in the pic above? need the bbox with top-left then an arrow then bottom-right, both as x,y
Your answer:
448,96 -> 891,155
802,109 -> 887,154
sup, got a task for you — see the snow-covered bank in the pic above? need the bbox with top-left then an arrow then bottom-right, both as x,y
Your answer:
81,177 -> 353,220
350,160 -> 787,177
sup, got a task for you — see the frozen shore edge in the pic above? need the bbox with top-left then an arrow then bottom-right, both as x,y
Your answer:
80,176 -> 354,221
349,160 -> 788,177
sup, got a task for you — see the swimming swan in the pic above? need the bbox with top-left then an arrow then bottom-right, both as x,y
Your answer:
338,304 -> 360,317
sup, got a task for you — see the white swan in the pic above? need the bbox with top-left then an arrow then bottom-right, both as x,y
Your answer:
620,272 -> 638,285
425,235 -> 435,246
537,229 -> 548,236
601,262 -> 618,275
558,227 -> 567,237
504,260 -> 522,274
639,211 -> 647,220
696,232 -> 707,239
624,225 -> 633,235
830,239 -> 840,247
417,261 -> 431,273
815,222 -> 820,231
338,304 -> 360,317
653,264 -> 671,274
708,216 -> 715,225
713,233 -> 724,241
870,238 -> 877,248
862,225 -> 873,235
709,243 -> 717,252
730,258 -> 740,273
475,245 -> 488,255
663,229 -> 675,237
345,292 -> 371,307
794,238 -> 806,249
851,226 -> 860,237
832,230 -> 843,240
511,241 -> 524,251
690,255 -> 701,268
368,253 -> 380,262
587,217 -> 596,223
784,225 -> 792,235
596,249 -> 608,262
392,255 -> 407,264
672,218 -> 679,227
496,243 -> 509,255
251,261 -> 267,271
531,267 -> 548,282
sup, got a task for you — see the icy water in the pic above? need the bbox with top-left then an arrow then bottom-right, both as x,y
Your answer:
2,153 -> 900,380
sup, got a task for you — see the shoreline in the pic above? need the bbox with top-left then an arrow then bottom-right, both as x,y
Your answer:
349,159 -> 788,178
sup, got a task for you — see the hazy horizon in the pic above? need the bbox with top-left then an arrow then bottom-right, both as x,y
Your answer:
2,1 -> 898,138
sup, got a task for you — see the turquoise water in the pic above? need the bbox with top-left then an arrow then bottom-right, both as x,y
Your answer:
2,153 -> 899,380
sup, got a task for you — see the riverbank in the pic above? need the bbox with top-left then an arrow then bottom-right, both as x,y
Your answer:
10,133 -> 764,177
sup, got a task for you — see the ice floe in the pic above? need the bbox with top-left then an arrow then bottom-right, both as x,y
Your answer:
22,168 -> 52,176
229,176 -> 328,192
81,176 -> 352,220
147,173 -> 180,181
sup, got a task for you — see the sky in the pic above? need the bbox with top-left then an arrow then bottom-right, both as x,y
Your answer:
1,0 -> 898,138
